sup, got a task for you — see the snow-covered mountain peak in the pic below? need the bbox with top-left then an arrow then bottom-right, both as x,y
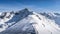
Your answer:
0,8 -> 33,32
0,8 -> 60,34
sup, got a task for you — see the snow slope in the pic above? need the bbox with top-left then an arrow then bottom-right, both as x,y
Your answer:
0,8 -> 60,34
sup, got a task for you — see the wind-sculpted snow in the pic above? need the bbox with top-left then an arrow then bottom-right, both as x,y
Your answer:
0,8 -> 60,34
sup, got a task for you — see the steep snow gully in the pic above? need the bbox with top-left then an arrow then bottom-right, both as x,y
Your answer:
0,8 -> 60,34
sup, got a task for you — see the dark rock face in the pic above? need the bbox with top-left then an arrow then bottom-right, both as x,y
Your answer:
0,12 -> 7,19
5,8 -> 33,25
0,24 -> 3,28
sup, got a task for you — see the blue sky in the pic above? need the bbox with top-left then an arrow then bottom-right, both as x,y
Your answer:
0,0 -> 60,13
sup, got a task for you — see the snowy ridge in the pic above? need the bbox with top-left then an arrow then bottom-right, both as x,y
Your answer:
0,12 -> 14,32
32,12 -> 60,34
40,12 -> 60,25
0,8 -> 60,34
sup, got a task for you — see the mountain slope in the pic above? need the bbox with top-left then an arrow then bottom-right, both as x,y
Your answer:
40,12 -> 60,25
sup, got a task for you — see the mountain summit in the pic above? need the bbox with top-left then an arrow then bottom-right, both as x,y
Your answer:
0,8 -> 60,34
